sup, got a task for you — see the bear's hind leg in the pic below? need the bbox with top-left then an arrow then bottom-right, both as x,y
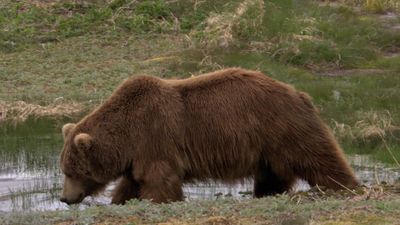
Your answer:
291,143 -> 359,190
295,153 -> 359,190
111,176 -> 140,204
137,161 -> 184,203
253,161 -> 295,197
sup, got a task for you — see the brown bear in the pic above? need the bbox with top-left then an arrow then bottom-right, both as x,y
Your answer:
59,68 -> 358,205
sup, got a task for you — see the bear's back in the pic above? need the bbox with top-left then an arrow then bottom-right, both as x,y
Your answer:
167,68 -> 273,90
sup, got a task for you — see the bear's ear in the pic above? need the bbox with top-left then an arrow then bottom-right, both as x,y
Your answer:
62,123 -> 76,139
73,133 -> 93,150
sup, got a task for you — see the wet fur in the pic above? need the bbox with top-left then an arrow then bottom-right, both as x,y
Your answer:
60,68 -> 358,204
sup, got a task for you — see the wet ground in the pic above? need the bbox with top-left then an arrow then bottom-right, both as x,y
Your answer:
0,119 -> 399,212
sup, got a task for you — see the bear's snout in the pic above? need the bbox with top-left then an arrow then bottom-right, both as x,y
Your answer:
60,197 -> 66,202
60,176 -> 86,205
59,197 -> 69,204
60,192 -> 85,205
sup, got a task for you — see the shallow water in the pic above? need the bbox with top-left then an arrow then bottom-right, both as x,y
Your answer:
0,119 -> 399,212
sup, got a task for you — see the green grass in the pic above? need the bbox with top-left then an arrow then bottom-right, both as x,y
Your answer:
1,190 -> 400,224
0,33 -> 187,104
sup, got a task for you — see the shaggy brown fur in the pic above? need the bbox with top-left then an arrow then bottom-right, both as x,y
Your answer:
59,68 -> 358,204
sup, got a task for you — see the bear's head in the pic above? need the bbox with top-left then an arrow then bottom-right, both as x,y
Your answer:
59,123 -> 106,205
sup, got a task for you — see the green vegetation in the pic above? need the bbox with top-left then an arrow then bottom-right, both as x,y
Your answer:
0,0 -> 399,162
1,185 -> 400,224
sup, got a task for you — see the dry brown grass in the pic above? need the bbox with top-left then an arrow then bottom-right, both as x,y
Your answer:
332,111 -> 400,166
332,120 -> 355,140
0,98 -> 83,123
354,111 -> 398,141
192,0 -> 264,48
332,110 -> 399,142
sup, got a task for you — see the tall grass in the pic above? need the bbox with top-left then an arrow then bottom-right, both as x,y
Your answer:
191,0 -> 265,48
332,111 -> 400,165
190,0 -> 399,69
1,0 -> 399,68
331,111 -> 399,144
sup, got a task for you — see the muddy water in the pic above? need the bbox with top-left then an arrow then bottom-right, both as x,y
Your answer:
0,119 -> 399,212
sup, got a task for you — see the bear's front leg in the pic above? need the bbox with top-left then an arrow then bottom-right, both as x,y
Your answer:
253,161 -> 295,197
111,176 -> 140,204
136,161 -> 184,203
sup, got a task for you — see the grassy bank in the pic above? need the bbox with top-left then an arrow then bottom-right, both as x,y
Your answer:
1,0 -> 399,114
1,185 -> 400,225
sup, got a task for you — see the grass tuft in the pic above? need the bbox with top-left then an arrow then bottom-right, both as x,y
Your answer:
191,0 -> 265,48
354,111 -> 398,141
0,98 -> 83,124
332,110 -> 399,144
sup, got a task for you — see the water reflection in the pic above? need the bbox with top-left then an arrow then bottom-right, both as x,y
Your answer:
0,119 -> 399,212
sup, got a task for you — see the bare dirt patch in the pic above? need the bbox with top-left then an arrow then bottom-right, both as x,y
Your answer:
383,46 -> 400,58
319,69 -> 394,76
